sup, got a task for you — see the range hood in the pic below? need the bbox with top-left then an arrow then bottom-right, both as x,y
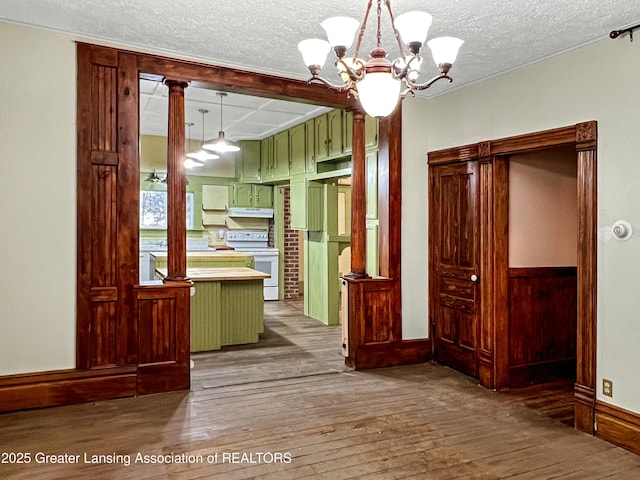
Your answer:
227,207 -> 274,218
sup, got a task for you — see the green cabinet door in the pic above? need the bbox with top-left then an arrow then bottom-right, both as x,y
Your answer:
290,176 -> 324,231
365,115 -> 378,148
253,184 -> 273,208
343,110 -> 353,154
315,113 -> 329,161
237,140 -> 261,182
327,109 -> 343,157
289,123 -> 307,176
230,183 -> 253,207
260,136 -> 273,181
305,119 -> 316,173
272,130 -> 290,179
366,151 -> 378,219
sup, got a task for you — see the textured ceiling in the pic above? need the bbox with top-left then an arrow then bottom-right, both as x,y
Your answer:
2,0 -> 640,140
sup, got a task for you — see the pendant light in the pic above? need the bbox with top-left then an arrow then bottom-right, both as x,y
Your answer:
184,122 -> 204,169
145,169 -> 165,183
202,92 -> 240,154
187,109 -> 221,162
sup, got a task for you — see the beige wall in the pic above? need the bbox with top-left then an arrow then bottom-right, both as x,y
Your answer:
0,22 -> 77,375
509,148 -> 578,267
403,37 -> 640,412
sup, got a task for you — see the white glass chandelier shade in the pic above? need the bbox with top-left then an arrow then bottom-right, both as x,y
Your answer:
394,11 -> 432,46
321,16 -> 360,48
427,36 -> 464,66
203,131 -> 240,153
356,70 -> 402,118
298,39 -> 331,68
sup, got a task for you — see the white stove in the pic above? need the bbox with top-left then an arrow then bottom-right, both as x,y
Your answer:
226,230 -> 279,301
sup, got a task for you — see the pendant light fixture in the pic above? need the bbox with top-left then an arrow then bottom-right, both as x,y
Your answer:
183,122 -> 205,169
298,0 -> 463,118
202,92 -> 240,154
145,169 -> 165,183
187,109 -> 221,162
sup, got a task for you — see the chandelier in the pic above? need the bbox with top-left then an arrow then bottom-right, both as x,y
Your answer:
298,0 -> 463,118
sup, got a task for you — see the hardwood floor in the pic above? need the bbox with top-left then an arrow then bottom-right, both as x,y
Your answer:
1,300 -> 639,479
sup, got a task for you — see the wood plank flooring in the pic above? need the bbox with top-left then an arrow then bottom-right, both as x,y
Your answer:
1,300 -> 639,479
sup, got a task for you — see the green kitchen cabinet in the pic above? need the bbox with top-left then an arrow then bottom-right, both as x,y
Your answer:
305,119 -> 316,173
260,136 -> 273,182
272,130 -> 290,179
290,176 -> 324,231
365,114 -> 378,148
253,184 -> 273,208
229,183 -> 273,208
230,182 -> 253,207
236,140 -> 261,182
342,111 -> 378,155
315,110 -> 343,161
343,110 -> 353,154
289,123 -> 307,176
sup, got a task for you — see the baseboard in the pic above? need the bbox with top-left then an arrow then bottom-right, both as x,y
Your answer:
348,339 -> 432,370
0,367 -> 137,413
595,400 -> 640,455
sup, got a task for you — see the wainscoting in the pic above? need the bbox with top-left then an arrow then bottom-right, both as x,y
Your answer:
508,267 -> 577,387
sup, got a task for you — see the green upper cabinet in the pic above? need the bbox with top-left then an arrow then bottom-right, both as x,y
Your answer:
343,111 -> 353,155
260,136 -> 273,182
343,112 -> 377,155
230,183 -> 253,207
289,123 -> 307,177
272,130 -> 290,180
253,184 -> 273,208
315,110 -> 343,162
229,183 -> 273,208
305,119 -> 316,174
236,140 -> 262,182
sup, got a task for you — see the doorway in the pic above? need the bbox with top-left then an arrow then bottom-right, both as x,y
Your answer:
428,122 -> 598,434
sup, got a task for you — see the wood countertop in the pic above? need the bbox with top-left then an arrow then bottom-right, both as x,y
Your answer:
156,267 -> 270,282
150,251 -> 254,260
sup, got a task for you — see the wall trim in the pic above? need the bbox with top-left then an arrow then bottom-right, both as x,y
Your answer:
595,400 -> 640,456
0,367 -> 136,413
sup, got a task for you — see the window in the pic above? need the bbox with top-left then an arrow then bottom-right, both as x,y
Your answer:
140,191 -> 194,229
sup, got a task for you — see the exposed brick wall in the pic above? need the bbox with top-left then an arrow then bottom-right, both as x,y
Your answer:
282,187 -> 300,299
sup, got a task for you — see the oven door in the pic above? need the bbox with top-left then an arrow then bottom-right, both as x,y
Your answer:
253,255 -> 279,300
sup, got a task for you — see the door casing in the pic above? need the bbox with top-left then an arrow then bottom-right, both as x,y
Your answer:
428,121 -> 598,435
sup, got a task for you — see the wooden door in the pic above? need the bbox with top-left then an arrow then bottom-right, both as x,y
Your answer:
429,161 -> 480,377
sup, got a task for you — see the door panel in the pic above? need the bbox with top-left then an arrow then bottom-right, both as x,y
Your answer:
430,161 -> 480,377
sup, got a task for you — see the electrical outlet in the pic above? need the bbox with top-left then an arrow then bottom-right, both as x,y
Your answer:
602,378 -> 613,397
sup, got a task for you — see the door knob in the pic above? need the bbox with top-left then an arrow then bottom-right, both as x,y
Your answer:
470,274 -> 478,282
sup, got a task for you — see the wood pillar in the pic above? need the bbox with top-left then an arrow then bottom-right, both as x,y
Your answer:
164,80 -> 189,283
574,120 -> 598,434
346,111 -> 368,279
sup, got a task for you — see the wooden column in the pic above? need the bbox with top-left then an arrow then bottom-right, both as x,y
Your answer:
574,120 -> 598,434
164,80 -> 189,283
346,111 -> 368,279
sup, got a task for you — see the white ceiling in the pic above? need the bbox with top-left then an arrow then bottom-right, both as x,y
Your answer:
2,0 -> 640,140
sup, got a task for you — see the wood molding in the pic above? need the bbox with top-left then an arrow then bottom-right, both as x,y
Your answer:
574,383 -> 596,434
595,400 -> 640,455
428,143 -> 478,165
489,124 -> 576,155
0,367 -> 136,413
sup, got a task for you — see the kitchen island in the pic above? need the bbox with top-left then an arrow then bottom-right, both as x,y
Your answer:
156,267 -> 270,352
